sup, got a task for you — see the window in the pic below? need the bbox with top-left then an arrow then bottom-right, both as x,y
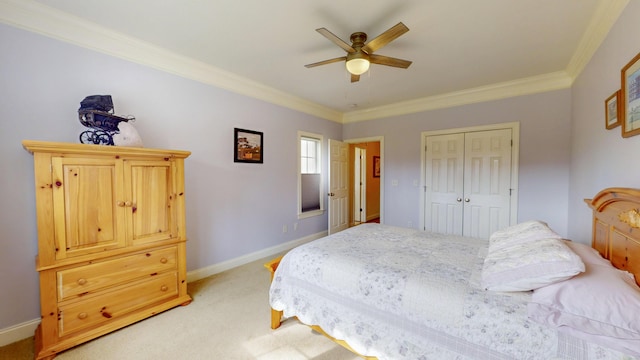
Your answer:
298,132 -> 323,218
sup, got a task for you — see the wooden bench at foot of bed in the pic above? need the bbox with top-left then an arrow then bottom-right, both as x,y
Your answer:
264,255 -> 377,360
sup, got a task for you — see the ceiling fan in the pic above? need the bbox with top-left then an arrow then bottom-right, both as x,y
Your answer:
305,22 -> 412,83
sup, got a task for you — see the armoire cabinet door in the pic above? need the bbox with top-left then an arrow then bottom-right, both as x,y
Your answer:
124,159 -> 178,245
51,157 -> 126,259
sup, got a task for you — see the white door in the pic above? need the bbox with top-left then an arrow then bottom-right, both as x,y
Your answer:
329,139 -> 349,234
424,129 -> 512,238
354,147 -> 366,223
462,129 -> 512,238
424,133 -> 465,235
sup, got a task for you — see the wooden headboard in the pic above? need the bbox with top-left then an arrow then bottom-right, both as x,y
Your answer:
586,187 -> 640,285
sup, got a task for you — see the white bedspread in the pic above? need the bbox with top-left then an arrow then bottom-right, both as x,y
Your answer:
269,224 -> 635,359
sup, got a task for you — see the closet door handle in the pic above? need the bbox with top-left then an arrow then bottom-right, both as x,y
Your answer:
464,198 -> 470,202
456,198 -> 462,202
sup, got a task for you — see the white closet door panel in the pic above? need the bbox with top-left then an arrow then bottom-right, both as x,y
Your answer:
428,202 -> 463,236
425,134 -> 464,235
463,129 -> 512,238
466,204 -> 482,238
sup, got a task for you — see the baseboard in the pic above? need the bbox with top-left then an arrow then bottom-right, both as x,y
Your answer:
0,319 -> 39,347
0,232 -> 327,347
186,230 -> 327,283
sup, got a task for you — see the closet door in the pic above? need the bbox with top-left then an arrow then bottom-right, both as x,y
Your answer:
424,128 -> 513,238
424,133 -> 465,235
462,129 -> 512,238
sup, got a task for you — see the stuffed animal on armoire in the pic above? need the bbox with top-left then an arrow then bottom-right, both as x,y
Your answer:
112,121 -> 144,147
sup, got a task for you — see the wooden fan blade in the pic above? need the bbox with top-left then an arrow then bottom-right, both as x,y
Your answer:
316,28 -> 355,53
351,74 -> 360,83
305,56 -> 347,68
369,54 -> 412,69
362,22 -> 409,54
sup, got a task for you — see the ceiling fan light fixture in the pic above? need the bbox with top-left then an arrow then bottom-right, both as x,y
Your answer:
346,52 -> 370,75
306,23 -> 410,82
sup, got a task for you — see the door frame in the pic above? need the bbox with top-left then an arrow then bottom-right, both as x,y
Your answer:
344,136 -> 384,225
419,122 -> 519,231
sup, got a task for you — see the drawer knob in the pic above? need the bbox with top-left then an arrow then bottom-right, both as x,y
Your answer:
77,278 -> 87,286
78,312 -> 88,320
160,285 -> 168,292
160,257 -> 168,264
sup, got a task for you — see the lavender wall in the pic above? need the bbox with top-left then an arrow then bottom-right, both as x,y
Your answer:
0,24 -> 340,330
344,90 -> 573,236
568,2 -> 640,242
2,2 -> 639,338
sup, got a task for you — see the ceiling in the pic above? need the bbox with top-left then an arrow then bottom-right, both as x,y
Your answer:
2,0 -> 628,122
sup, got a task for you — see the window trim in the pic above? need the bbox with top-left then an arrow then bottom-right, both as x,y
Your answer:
298,131 -> 324,219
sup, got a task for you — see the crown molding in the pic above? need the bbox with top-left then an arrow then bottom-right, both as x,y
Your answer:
0,0 -> 625,124
0,0 -> 343,123
342,71 -> 573,123
343,0 -> 629,124
565,0 -> 629,79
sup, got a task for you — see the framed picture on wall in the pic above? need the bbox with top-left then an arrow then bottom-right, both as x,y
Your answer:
605,90 -> 620,129
373,156 -> 380,177
234,128 -> 263,163
621,52 -> 640,137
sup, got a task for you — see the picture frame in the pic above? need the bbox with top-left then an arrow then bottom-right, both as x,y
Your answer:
621,52 -> 640,138
373,156 -> 380,178
605,90 -> 621,130
234,128 -> 263,163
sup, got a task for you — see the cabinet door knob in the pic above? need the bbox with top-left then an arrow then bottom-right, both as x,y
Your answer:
465,198 -> 470,202
117,201 -> 125,207
77,278 -> 87,286
456,198 -> 462,202
125,201 -> 133,207
78,312 -> 88,320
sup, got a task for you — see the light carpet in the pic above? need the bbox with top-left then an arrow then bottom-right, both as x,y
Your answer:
0,256 -> 360,360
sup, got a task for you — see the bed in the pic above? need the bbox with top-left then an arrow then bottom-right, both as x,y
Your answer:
266,187 -> 640,359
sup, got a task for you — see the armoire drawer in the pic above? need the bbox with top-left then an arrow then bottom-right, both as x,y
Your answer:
58,271 -> 178,336
57,247 -> 177,301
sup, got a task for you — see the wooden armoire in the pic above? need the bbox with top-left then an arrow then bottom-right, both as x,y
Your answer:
22,140 -> 192,360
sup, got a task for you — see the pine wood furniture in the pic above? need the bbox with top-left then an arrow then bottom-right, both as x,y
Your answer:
586,187 -> 640,285
23,140 -> 192,360
266,187 -> 640,359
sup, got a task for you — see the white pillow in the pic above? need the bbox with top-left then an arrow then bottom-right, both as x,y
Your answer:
528,260 -> 640,356
489,220 -> 562,252
482,238 -> 584,292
